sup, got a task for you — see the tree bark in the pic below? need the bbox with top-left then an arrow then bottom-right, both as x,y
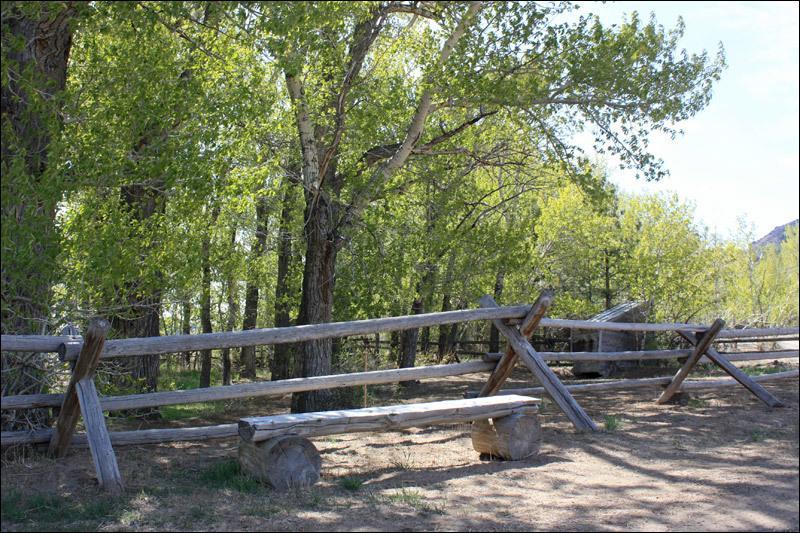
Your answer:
1,3 -> 75,430
240,195 -> 269,378
181,300 -> 192,367
271,180 -> 298,381
399,297 -> 424,370
221,226 -> 238,386
198,207 -> 217,388
488,270 -> 505,353
112,182 -> 166,394
291,190 -> 339,412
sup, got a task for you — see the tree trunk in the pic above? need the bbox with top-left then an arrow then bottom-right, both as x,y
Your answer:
271,181 -> 297,381
240,195 -> 269,378
199,211 -> 215,388
604,250 -> 612,310
221,227 -> 238,386
1,4 -> 75,430
488,270 -> 505,353
399,297 -> 424,369
291,191 -> 338,413
181,300 -> 192,367
112,182 -> 166,394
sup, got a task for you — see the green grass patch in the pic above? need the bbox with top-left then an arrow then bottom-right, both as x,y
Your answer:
339,476 -> 364,491
750,430 -> 768,442
687,397 -> 708,408
740,364 -> 792,377
1,490 -> 119,525
603,414 -> 621,432
198,459 -> 261,493
159,400 -> 226,421
384,488 -> 444,514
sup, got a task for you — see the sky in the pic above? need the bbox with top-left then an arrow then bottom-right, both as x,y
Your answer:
576,1 -> 799,240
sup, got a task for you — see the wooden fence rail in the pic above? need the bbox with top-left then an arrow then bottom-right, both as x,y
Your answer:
1,300 -> 797,494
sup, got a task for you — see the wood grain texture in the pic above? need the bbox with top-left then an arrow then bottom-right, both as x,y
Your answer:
479,290 -> 553,397
48,319 -> 110,457
481,350 -> 799,363
239,436 -> 321,490
2,423 -> 239,447
471,412 -> 541,460
2,360 -> 495,412
657,319 -> 725,404
464,370 -> 799,398
75,378 -> 123,494
239,395 -> 540,442
3,324 -> 795,358
480,296 -> 598,432
678,331 -> 784,407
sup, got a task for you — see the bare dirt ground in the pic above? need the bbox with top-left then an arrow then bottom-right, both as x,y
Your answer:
2,362 -> 798,532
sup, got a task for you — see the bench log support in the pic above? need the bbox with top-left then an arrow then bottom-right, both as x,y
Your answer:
471,412 -> 541,460
239,436 -> 321,490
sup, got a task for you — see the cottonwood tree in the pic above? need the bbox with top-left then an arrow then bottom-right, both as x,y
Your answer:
235,1 -> 724,411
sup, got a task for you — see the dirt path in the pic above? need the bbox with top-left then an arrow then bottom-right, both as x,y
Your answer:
2,367 -> 798,531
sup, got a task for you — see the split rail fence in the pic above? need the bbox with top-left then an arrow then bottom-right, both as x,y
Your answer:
1,291 -> 797,494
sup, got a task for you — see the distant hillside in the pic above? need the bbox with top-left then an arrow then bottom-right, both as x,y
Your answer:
752,219 -> 799,249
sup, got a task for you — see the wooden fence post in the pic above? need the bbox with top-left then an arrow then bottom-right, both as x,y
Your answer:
479,296 -> 598,432
676,331 -> 784,407
479,290 -> 553,397
48,318 -> 123,494
657,319 -> 725,404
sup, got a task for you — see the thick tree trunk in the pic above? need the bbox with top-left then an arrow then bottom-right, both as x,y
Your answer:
271,181 -> 297,381
488,270 -> 505,353
240,195 -> 269,378
1,4 -> 74,430
112,182 -> 166,394
291,192 -> 338,413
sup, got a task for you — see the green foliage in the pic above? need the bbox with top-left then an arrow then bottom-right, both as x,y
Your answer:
339,476 -> 365,491
8,1 -> 792,404
603,414 -> 622,432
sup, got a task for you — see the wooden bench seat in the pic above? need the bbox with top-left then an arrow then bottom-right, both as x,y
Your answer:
238,395 -> 541,489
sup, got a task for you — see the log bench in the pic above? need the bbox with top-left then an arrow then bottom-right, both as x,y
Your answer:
238,395 -> 541,489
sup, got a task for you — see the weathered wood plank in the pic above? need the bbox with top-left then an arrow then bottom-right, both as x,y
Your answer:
239,395 -> 540,442
465,370 -> 799,398
2,423 -> 239,448
48,319 -> 110,457
4,322 -> 795,358
657,319 -> 725,404
479,290 -> 553,397
482,349 -> 799,363
75,378 -> 124,494
2,360 -> 495,412
480,296 -> 598,432
4,348 -> 796,413
5,369 -> 797,449
678,331 -> 784,407
7,306 -> 535,359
